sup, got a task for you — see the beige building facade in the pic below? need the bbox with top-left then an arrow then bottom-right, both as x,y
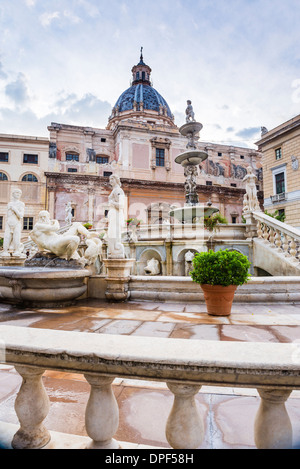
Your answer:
0,133 -> 49,240
256,114 -> 300,228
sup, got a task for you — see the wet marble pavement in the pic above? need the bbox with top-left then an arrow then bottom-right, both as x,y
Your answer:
0,299 -> 300,449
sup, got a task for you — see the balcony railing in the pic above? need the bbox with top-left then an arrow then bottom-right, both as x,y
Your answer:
270,192 -> 287,203
0,325 -> 299,449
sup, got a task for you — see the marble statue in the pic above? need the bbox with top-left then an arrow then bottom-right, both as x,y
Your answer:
144,258 -> 160,275
242,167 -> 260,213
83,235 -> 103,266
65,202 -> 73,225
184,166 -> 198,195
185,100 -> 195,123
107,174 -> 125,259
1,188 -> 25,258
30,210 -> 90,261
261,126 -> 268,136
184,250 -> 195,276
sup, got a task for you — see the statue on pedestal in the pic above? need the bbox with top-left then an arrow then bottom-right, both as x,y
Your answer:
1,188 -> 25,258
242,166 -> 260,213
107,174 -> 125,259
185,100 -> 196,123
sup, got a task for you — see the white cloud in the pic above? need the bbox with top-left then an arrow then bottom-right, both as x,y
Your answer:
25,0 -> 36,7
39,11 -> 60,27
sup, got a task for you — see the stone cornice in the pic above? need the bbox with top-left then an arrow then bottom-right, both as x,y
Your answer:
44,171 -> 263,200
255,114 -> 300,147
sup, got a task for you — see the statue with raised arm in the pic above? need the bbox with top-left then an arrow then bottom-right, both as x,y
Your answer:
242,166 -> 260,213
1,188 -> 25,258
107,174 -> 125,259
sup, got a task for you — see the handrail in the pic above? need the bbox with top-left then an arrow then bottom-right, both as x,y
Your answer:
252,211 -> 300,264
252,211 -> 300,239
0,325 -> 299,449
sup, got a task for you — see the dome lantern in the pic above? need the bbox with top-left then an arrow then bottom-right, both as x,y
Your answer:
131,47 -> 152,86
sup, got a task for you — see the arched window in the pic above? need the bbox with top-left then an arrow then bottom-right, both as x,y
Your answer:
22,174 -> 38,182
0,172 -> 8,181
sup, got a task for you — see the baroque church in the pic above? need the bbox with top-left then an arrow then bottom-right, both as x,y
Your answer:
0,51 -> 263,239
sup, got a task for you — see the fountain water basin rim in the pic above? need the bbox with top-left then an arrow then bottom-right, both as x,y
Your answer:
175,150 -> 208,167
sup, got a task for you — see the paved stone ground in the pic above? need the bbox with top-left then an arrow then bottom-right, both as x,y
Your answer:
0,299 -> 300,449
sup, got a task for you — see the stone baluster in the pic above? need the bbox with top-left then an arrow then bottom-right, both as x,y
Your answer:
282,233 -> 289,256
263,224 -> 269,243
257,220 -> 263,239
254,388 -> 293,449
269,227 -> 275,247
12,365 -> 50,449
84,374 -> 119,449
289,237 -> 299,262
166,383 -> 204,449
274,229 -> 282,250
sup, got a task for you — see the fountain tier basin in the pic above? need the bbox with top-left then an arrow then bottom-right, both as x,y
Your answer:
0,267 -> 90,307
169,205 -> 219,224
175,150 -> 208,167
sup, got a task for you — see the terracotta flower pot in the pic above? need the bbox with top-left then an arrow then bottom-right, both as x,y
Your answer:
200,284 -> 237,316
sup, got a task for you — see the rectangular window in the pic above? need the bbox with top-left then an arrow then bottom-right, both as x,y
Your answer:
231,216 -> 237,224
23,217 -> 33,231
156,148 -> 165,167
275,148 -> 282,160
67,168 -> 78,172
206,181 -> 213,186
240,155 -> 244,159
103,171 -> 112,177
96,156 -> 109,164
23,154 -> 38,164
230,183 -> 237,187
0,216 -> 3,230
275,172 -> 285,194
218,152 -> 222,157
100,138 -> 106,143
66,153 -> 79,161
0,152 -> 9,162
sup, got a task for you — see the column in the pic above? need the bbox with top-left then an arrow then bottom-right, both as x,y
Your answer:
166,382 -> 204,449
254,388 -> 293,449
84,374 -> 120,449
12,365 -> 50,449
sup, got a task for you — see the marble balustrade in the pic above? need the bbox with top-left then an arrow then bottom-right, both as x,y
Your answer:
253,211 -> 300,264
0,325 -> 299,449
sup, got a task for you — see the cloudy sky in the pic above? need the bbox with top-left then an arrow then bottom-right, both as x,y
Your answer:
0,0 -> 300,148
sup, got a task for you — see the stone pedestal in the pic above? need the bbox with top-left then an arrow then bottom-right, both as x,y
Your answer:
243,212 -> 258,239
103,258 -> 135,301
0,254 -> 26,267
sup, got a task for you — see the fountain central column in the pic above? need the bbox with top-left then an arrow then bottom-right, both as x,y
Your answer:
169,101 -> 219,224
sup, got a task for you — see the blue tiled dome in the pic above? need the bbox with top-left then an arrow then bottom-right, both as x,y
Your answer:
114,83 -> 173,118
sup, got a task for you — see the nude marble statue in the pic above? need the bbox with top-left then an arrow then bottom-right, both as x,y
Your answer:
1,188 -> 25,257
30,210 -> 90,261
107,174 -> 125,259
